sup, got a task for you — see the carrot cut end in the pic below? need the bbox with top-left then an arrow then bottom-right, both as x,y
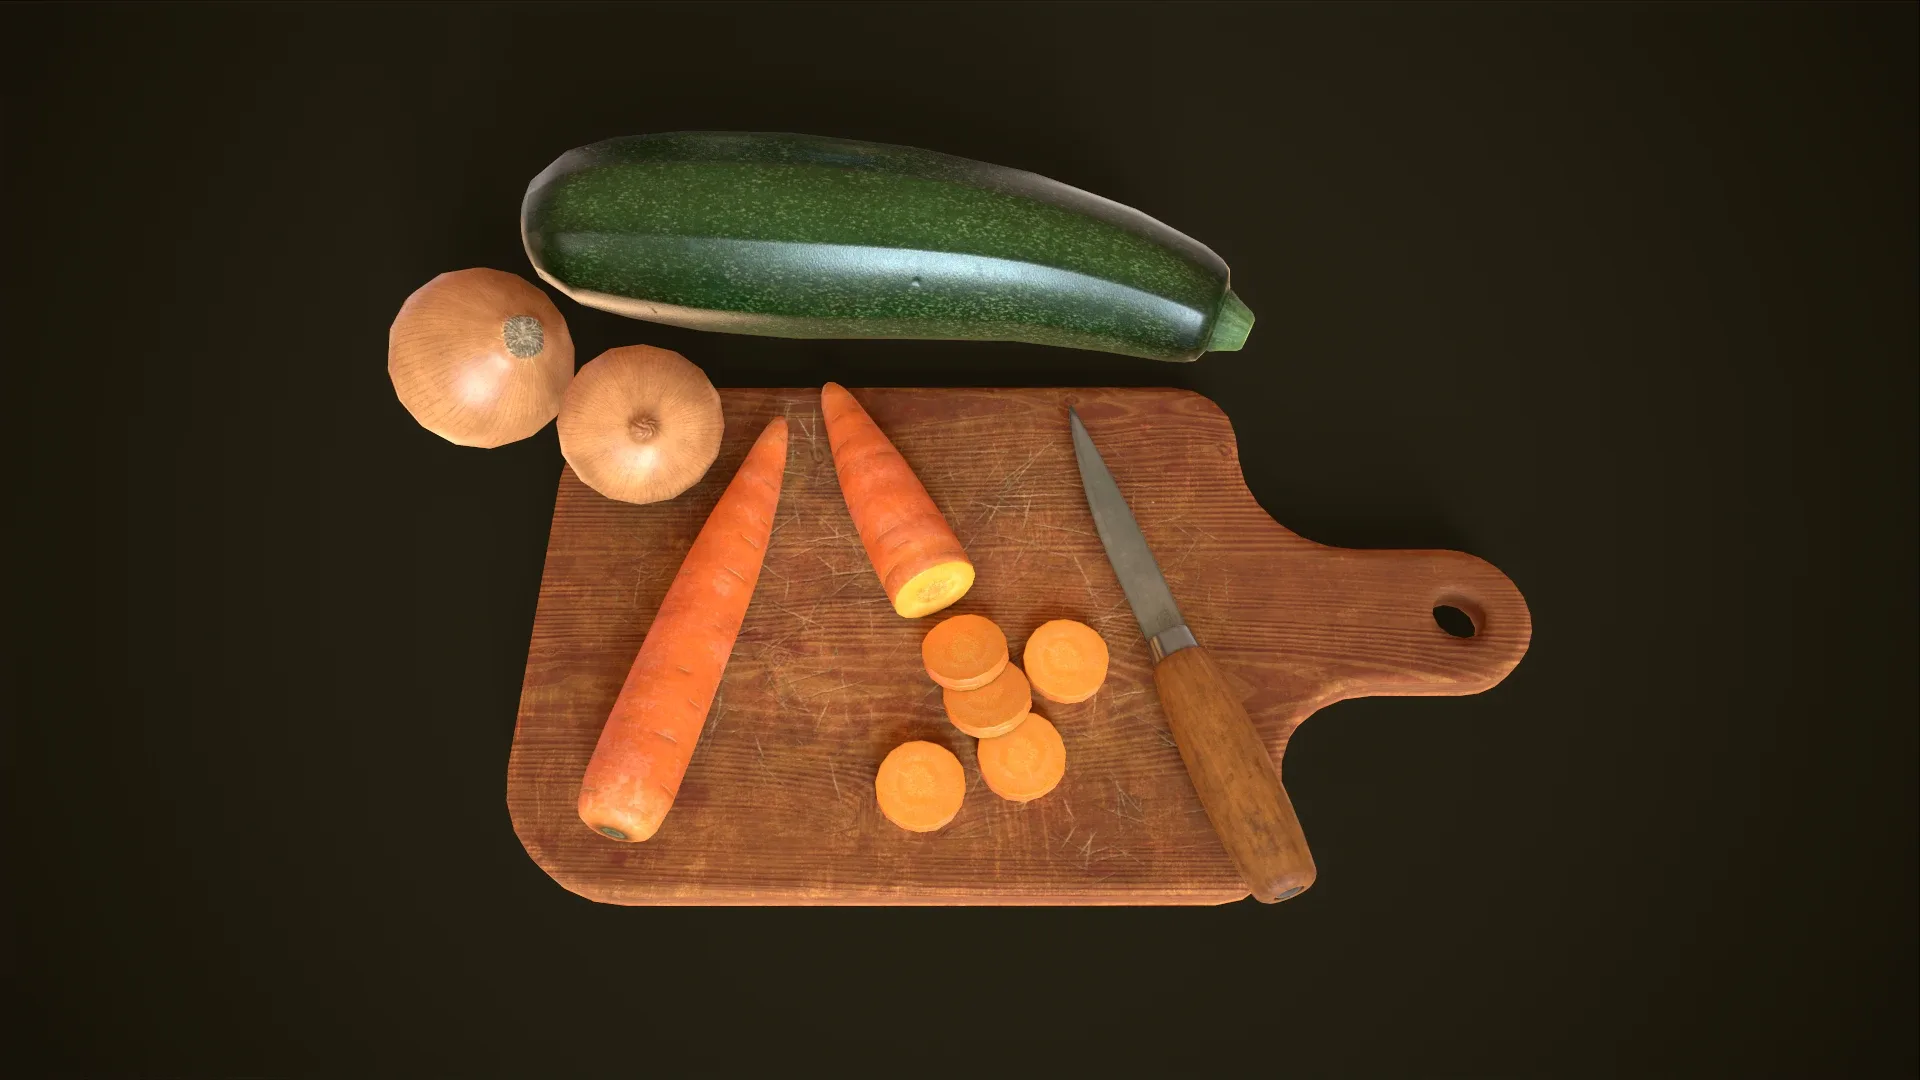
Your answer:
892,560 -> 975,619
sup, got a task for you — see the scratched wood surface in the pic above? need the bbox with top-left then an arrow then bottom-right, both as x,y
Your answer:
507,388 -> 1531,905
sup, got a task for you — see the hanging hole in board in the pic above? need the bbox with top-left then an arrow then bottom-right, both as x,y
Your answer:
1432,605 -> 1477,638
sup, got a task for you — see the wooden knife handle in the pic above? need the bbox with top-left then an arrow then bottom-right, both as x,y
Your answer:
1153,646 -> 1316,903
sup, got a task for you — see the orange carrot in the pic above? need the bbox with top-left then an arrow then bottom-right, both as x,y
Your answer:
577,417 -> 789,842
943,664 -> 1033,739
977,714 -> 1067,803
820,382 -> 974,618
1023,619 -> 1109,704
921,613 -> 1009,691
875,741 -> 967,832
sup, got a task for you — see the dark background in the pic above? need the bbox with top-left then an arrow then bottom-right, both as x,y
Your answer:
7,1 -> 1915,1073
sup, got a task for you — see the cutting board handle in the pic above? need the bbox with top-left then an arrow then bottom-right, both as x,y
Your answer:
1310,545 -> 1532,704
1202,545 -> 1530,904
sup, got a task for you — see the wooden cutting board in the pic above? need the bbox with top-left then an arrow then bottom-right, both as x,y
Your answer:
508,388 -> 1531,905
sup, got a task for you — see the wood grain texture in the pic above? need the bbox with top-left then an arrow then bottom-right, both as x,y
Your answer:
507,388 -> 1532,905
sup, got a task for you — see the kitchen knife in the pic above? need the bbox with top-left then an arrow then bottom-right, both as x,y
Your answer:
1069,407 -> 1316,903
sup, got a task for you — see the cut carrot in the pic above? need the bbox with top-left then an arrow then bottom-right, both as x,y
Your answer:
875,741 -> 967,832
576,417 -> 789,843
922,613 -> 1009,691
820,382 -> 975,618
943,664 -> 1033,739
1023,619 -> 1109,704
977,714 -> 1067,803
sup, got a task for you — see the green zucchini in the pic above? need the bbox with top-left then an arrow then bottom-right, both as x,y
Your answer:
520,132 -> 1252,363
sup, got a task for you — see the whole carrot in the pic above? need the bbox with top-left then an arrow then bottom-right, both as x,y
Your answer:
577,416 -> 789,842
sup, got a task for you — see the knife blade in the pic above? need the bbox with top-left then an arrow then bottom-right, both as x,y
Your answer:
1068,410 -> 1194,660
1068,406 -> 1316,904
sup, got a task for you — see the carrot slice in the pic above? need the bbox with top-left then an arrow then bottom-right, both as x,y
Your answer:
875,741 -> 967,832
820,382 -> 975,618
943,664 -> 1033,739
922,613 -> 1009,691
1023,619 -> 1109,704
576,417 -> 789,843
977,714 -> 1067,803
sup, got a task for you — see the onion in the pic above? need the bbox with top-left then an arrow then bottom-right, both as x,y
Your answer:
558,346 -> 725,505
388,268 -> 574,447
